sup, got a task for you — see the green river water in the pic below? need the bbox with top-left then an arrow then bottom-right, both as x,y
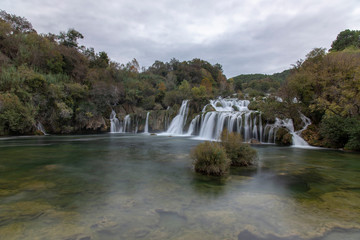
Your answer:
0,134 -> 359,240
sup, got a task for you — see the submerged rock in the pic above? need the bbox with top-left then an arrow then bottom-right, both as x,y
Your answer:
250,139 -> 260,144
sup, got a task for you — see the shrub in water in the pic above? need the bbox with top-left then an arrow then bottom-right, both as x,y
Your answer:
220,130 -> 257,166
275,127 -> 293,146
191,141 -> 231,176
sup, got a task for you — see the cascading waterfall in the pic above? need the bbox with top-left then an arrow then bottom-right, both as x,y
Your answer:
123,115 -> 131,132
166,100 -> 189,135
292,114 -> 311,147
109,98 -> 311,146
262,116 -> 311,146
186,115 -> 200,135
135,120 -> 139,133
110,110 -> 131,133
193,98 -> 264,141
188,98 -> 311,146
110,110 -> 122,133
144,112 -> 150,133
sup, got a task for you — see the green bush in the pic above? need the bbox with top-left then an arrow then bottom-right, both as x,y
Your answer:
275,127 -> 293,146
320,115 -> 360,150
0,93 -> 35,135
220,130 -> 257,166
191,141 -> 231,176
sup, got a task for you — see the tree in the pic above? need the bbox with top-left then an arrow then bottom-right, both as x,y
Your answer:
0,10 -> 35,33
330,29 -> 360,51
57,28 -> 84,48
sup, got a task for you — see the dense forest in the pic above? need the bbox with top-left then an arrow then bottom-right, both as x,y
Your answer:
0,11 -> 359,150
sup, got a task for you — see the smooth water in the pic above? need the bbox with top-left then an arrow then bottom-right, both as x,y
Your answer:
0,135 -> 359,240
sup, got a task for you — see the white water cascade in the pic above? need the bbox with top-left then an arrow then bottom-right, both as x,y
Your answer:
123,115 -> 131,132
110,111 -> 132,133
144,112 -> 150,133
110,110 -> 122,133
192,98 -> 264,141
36,122 -> 48,135
166,100 -> 189,135
186,98 -> 311,146
292,114 -> 311,147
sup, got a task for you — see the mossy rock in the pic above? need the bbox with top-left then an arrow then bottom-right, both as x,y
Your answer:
302,124 -> 324,147
232,105 -> 239,111
275,128 -> 293,146
204,105 -> 216,112
216,102 -> 223,107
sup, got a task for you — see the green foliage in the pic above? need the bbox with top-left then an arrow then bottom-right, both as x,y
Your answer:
220,130 -> 257,166
232,70 -> 289,94
0,10 -> 34,33
275,128 -> 293,146
191,141 -> 231,176
0,93 -> 35,134
320,115 -> 360,150
57,28 -> 84,48
345,123 -> 360,151
330,29 -> 360,52
249,97 -> 302,126
163,90 -> 183,106
284,48 -> 360,118
0,65 -> 23,91
178,80 -> 191,98
191,86 -> 207,100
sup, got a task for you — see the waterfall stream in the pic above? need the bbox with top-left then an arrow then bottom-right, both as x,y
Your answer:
36,122 -> 48,135
166,100 -> 189,135
110,110 -> 122,133
110,111 -> 131,133
144,112 -> 150,133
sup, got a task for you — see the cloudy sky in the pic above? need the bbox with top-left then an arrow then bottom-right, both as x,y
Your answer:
2,0 -> 359,77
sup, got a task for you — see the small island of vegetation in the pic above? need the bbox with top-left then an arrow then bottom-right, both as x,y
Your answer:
192,130 -> 257,176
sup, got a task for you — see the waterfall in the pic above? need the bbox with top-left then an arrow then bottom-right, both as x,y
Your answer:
166,100 -> 189,135
123,115 -> 131,132
186,115 -> 200,136
259,114 -> 263,142
110,110 -> 122,133
135,120 -> 139,133
292,114 -> 311,147
36,122 -> 48,135
187,97 -> 310,146
262,117 -> 311,147
109,97 -> 311,146
110,110 -> 132,133
144,112 -> 150,133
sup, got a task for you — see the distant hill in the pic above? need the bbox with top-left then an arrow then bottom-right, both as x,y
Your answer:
230,69 -> 291,94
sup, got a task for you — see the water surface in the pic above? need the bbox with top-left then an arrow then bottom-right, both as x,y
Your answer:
0,134 -> 359,240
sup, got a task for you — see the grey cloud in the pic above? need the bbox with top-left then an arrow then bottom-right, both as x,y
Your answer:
2,0 -> 360,77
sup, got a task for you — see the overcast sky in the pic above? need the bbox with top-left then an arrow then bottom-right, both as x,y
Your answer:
2,0 -> 359,77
